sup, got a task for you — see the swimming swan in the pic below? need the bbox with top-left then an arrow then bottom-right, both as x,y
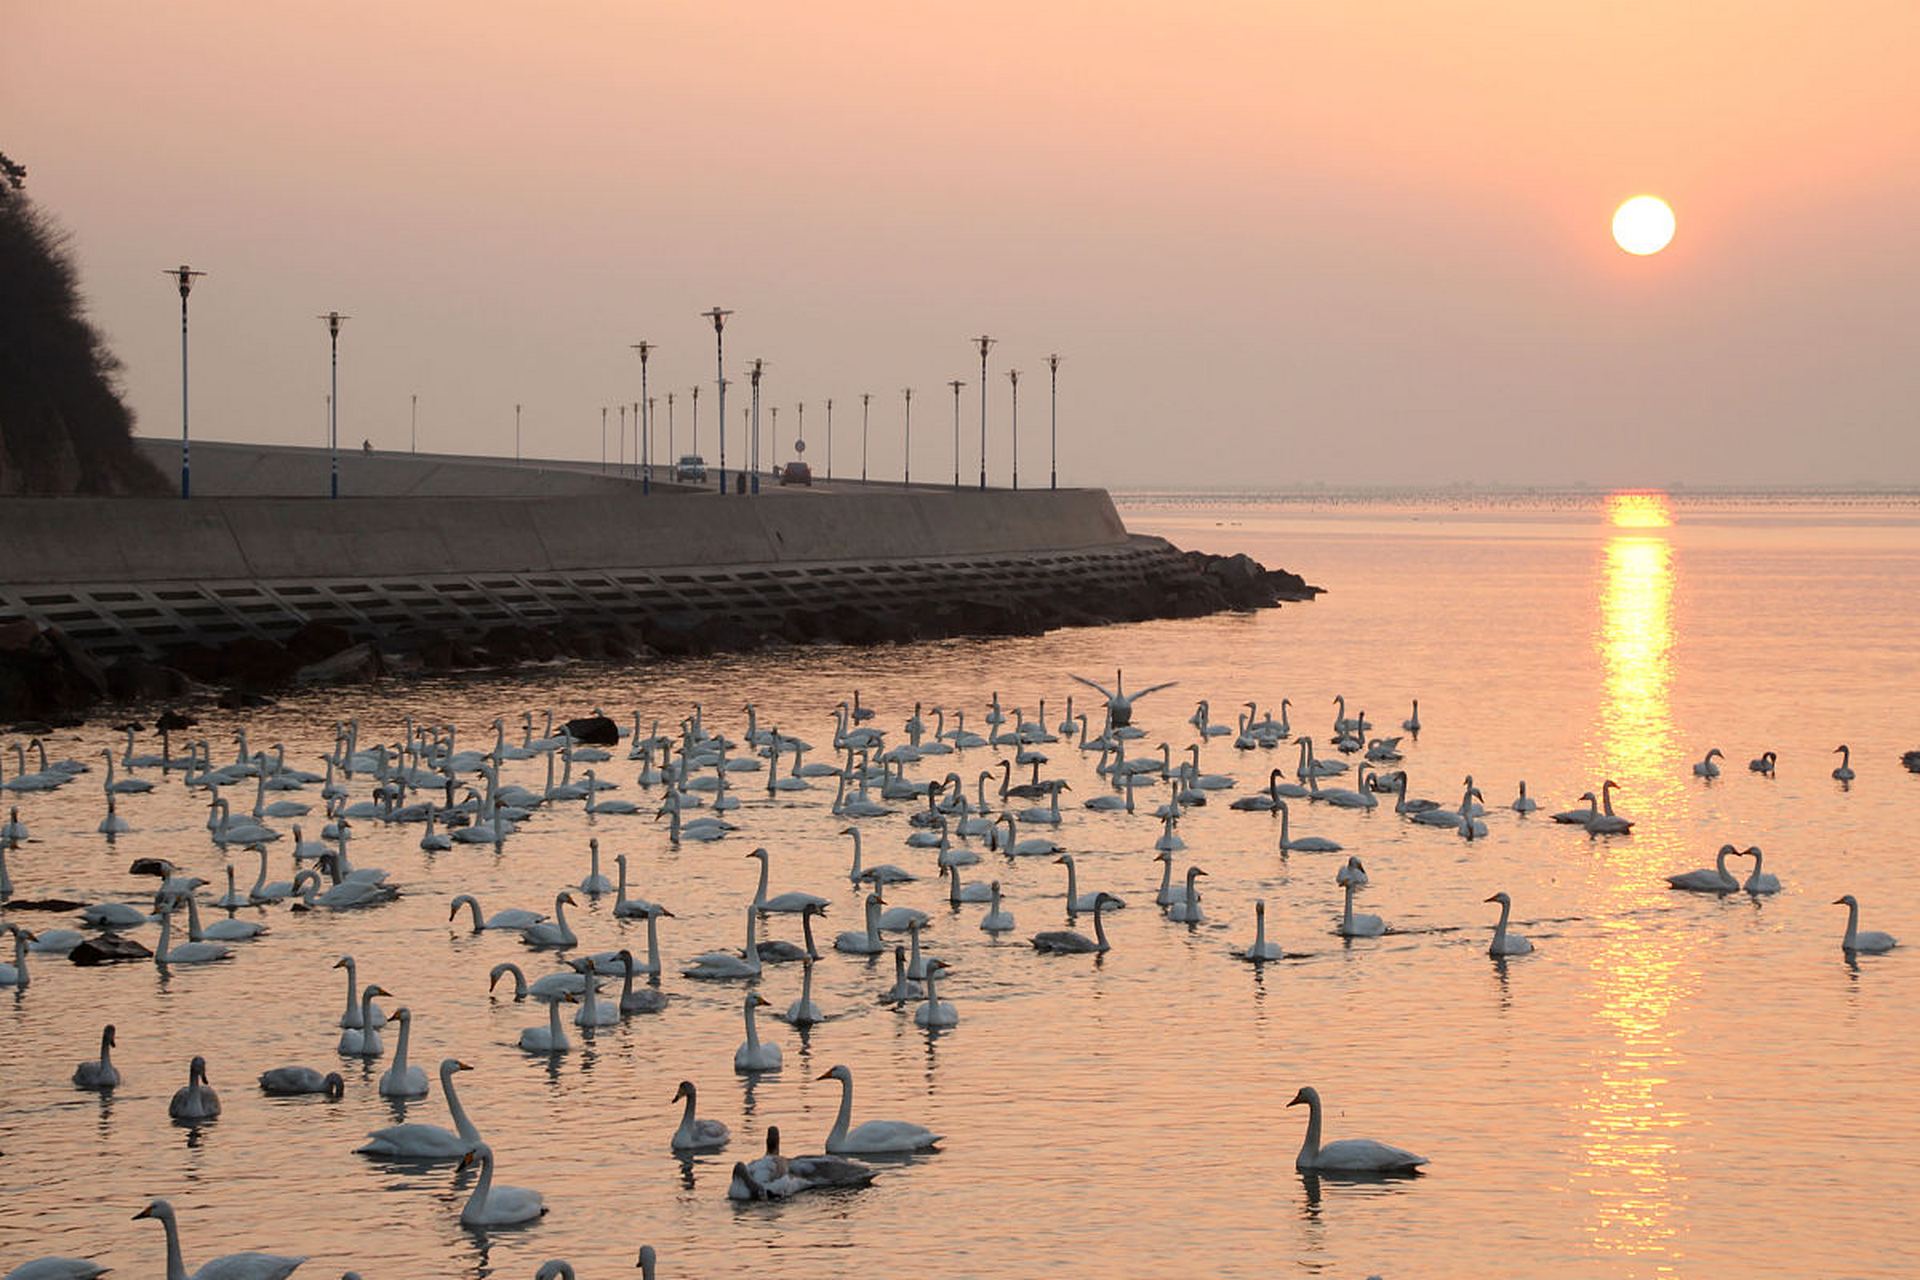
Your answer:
357,1058 -> 483,1158
1485,891 -> 1534,956
819,1063 -> 942,1153
1667,844 -> 1739,893
1834,894 -> 1896,954
133,1198 -> 305,1280
1286,1086 -> 1427,1174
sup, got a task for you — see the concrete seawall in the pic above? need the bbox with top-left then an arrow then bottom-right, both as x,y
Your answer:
0,485 -> 1182,661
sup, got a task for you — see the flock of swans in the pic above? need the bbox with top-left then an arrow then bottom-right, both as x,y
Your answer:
0,673 -> 1906,1277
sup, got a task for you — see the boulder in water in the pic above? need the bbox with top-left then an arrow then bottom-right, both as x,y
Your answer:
70,931 -> 153,965
563,715 -> 619,746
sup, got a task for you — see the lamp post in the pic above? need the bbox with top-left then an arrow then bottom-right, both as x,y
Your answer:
514,403 -> 522,462
748,358 -> 764,493
690,383 -> 700,458
165,265 -> 205,499
770,406 -> 779,469
860,392 -> 871,484
902,387 -> 913,486
410,393 -> 418,454
630,341 -> 654,493
1047,353 -> 1060,490
947,379 -> 965,489
646,397 -> 656,486
825,397 -> 833,481
1008,368 -> 1020,491
667,392 -> 675,469
972,334 -> 995,490
318,310 -> 348,498
601,406 -> 608,472
796,402 -> 805,465
703,306 -> 732,493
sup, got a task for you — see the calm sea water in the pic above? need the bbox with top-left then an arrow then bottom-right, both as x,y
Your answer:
2,492 -> 1917,1279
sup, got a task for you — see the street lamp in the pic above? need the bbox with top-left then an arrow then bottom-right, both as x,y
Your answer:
825,397 -> 833,481
601,406 -> 608,472
1047,353 -> 1061,490
796,402 -> 805,464
770,406 -> 779,471
972,334 -> 995,490
902,387 -> 913,486
667,392 -> 675,469
164,265 -> 205,499
860,392 -> 871,484
703,306 -> 732,493
618,404 -> 626,474
646,397 -> 657,485
748,358 -> 765,493
410,393 -> 418,454
1008,368 -> 1020,491
318,310 -> 349,498
947,379 -> 965,489
514,403 -> 522,462
690,384 -> 700,459
630,341 -> 654,493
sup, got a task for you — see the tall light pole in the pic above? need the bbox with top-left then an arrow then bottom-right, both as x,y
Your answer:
618,404 -> 626,474
703,306 -> 732,493
749,358 -> 765,493
901,387 -> 913,486
948,379 -> 965,489
646,397 -> 657,486
319,310 -> 348,498
631,342 -> 654,494
600,406 -> 608,472
770,406 -> 779,469
514,403 -> 522,462
410,393 -> 418,454
825,397 -> 833,481
632,402 -> 640,481
165,265 -> 205,499
796,402 -> 805,465
1047,353 -> 1061,490
1008,368 -> 1021,491
860,392 -> 871,485
690,383 -> 700,457
667,392 -> 675,468
972,334 -> 995,490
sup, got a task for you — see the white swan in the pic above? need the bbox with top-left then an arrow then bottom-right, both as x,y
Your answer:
1832,744 -> 1855,781
1834,894 -> 1896,953
289,869 -> 396,911
3,1257 -> 109,1279
1511,781 -> 1538,813
1336,856 -> 1369,888
844,825 -> 915,884
834,893 -> 886,955
1692,748 -> 1724,778
1167,865 -> 1207,923
1667,844 -> 1739,893
1485,891 -> 1534,956
684,906 -> 764,978
1401,699 -> 1421,733
258,1066 -> 344,1097
1748,750 -> 1777,775
337,984 -> 391,1056
820,1063 -> 942,1153
1339,878 -> 1384,938
914,959 -> 959,1028
613,853 -> 667,918
997,813 -> 1063,858
1239,899 -> 1282,961
334,955 -> 388,1029
457,1143 -> 547,1227
1584,779 -> 1633,834
734,992 -> 783,1072
578,837 -> 615,894
1059,853 -> 1126,913
670,1080 -> 730,1150
1032,893 -> 1118,953
97,791 -> 132,835
566,960 -> 620,1027
72,1024 -> 121,1090
749,846 -> 832,913
780,958 -> 825,1026
450,893 -> 547,932
379,1007 -> 430,1097
154,908 -> 230,966
488,962 -> 588,1002
980,881 -> 1015,933
133,1198 -> 305,1280
519,995 -> 574,1053
519,892 -> 578,948
356,1058 -> 483,1158
1552,792 -> 1598,825
168,1056 -> 221,1120
1277,800 -> 1341,853
1287,1086 -> 1427,1173
1742,845 -> 1780,895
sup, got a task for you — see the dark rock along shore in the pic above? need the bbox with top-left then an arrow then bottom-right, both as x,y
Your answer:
0,549 -> 1319,726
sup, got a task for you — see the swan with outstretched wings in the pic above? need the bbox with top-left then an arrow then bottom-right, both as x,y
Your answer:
1068,669 -> 1176,728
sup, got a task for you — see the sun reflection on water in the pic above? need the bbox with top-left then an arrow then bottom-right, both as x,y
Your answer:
1573,495 -> 1696,1264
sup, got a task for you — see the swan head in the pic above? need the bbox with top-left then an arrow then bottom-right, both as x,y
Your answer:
133,1198 -> 173,1222
188,1055 -> 210,1083
1350,857 -> 1366,874
1833,894 -> 1859,908
748,992 -> 771,1009
1286,1086 -> 1319,1108
817,1064 -> 853,1083
673,1079 -> 697,1102
362,984 -> 391,1000
102,1024 -> 117,1049
456,1142 -> 494,1172
1484,892 -> 1511,906
637,1246 -> 657,1272
746,847 -> 770,861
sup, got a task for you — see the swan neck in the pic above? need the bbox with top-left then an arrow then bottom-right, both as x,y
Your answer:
159,1206 -> 188,1280
1300,1095 -> 1323,1165
443,1065 -> 479,1140
646,913 -> 662,969
832,1074 -> 854,1143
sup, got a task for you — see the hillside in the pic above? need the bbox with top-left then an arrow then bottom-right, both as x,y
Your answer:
0,149 -> 167,495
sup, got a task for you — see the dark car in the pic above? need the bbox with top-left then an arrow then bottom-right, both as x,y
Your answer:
779,461 -> 813,486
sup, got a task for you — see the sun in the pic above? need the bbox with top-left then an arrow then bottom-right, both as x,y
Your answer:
1612,196 -> 1675,256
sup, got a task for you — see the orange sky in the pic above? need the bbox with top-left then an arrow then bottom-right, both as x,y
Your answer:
6,1 -> 1918,486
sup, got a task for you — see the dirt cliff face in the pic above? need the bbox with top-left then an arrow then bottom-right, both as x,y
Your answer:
0,150 -> 168,495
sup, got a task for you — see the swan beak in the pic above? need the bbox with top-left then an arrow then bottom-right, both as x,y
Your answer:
1286,1090 -> 1308,1107
659,909 -> 676,919
133,1205 -> 153,1220
816,1070 -> 835,1081
1832,897 -> 1848,905
454,1060 -> 472,1071
1482,894 -> 1500,903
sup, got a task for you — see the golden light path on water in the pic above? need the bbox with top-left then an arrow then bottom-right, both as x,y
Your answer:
1575,491 -> 1690,1263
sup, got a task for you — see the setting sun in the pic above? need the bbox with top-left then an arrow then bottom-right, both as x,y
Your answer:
1612,196 -> 1676,256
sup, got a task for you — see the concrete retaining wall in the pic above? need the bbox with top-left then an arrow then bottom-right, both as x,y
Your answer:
0,484 -> 1165,659
135,438 -> 652,498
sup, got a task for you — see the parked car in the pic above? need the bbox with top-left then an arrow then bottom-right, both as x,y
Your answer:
779,461 -> 813,487
674,454 -> 707,482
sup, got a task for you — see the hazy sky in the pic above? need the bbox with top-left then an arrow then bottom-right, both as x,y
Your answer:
6,1 -> 1918,489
